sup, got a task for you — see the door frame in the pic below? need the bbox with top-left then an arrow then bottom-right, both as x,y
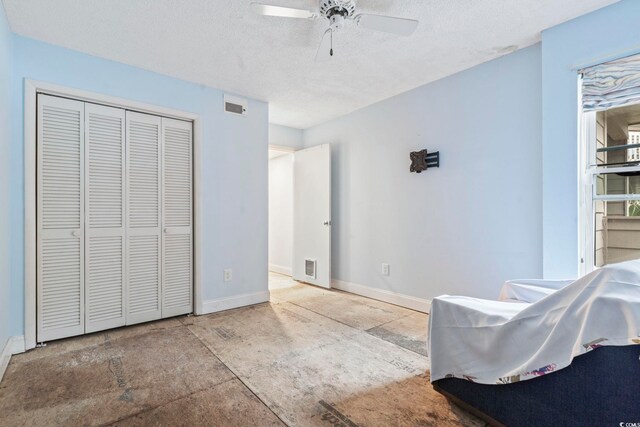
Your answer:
24,80 -> 203,350
268,144 -> 296,155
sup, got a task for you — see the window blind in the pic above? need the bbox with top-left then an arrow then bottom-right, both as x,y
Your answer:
581,53 -> 640,112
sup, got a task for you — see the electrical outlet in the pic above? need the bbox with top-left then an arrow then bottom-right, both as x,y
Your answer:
223,269 -> 233,282
382,263 -> 390,276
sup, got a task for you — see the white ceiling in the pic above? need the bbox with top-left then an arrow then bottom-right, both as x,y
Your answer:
3,0 -> 619,129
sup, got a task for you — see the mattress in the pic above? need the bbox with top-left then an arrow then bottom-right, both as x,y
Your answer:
433,345 -> 640,427
428,259 -> 640,384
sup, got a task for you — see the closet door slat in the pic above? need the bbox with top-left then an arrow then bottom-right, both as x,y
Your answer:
37,95 -> 85,342
126,111 -> 162,324
85,103 -> 126,333
162,118 -> 193,317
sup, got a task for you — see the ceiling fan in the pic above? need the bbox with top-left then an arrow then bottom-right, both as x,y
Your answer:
250,0 -> 419,61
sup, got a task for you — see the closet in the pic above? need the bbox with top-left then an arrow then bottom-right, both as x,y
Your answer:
36,94 -> 193,342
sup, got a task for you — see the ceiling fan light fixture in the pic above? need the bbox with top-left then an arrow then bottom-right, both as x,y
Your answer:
329,14 -> 345,31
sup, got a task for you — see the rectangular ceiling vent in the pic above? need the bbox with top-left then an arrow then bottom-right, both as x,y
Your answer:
224,94 -> 248,117
305,259 -> 317,279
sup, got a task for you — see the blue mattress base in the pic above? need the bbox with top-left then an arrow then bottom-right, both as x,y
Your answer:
433,345 -> 640,427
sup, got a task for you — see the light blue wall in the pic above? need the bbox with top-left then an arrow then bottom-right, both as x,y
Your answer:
541,0 -> 640,278
9,36 -> 269,337
4,0 -> 636,340
0,5 -> 12,349
303,45 -> 543,301
269,123 -> 303,150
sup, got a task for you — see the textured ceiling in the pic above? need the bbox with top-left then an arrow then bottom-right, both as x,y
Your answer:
3,0 -> 619,128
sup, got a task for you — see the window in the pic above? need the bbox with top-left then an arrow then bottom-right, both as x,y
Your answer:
581,103 -> 640,272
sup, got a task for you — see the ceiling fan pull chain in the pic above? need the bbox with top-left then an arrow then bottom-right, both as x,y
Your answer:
330,30 -> 333,56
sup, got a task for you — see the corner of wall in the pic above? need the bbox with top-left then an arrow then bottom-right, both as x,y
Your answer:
0,0 -> 15,359
269,123 -> 304,150
0,335 -> 25,382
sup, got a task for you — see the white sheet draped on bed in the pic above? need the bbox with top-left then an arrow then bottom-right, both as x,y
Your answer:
428,260 -> 640,385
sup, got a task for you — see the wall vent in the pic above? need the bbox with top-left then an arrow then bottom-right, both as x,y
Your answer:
305,259 -> 317,279
224,94 -> 248,117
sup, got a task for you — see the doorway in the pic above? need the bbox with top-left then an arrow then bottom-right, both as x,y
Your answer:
268,144 -> 331,290
268,146 -> 295,281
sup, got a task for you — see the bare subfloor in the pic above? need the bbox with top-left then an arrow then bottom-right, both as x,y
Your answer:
0,273 -> 482,426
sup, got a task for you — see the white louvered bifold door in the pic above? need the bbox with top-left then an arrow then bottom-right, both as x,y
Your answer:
85,104 -> 126,333
126,112 -> 163,324
37,95 -> 85,342
161,118 -> 193,317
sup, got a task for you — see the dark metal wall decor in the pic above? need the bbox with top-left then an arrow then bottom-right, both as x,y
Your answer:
410,149 -> 439,173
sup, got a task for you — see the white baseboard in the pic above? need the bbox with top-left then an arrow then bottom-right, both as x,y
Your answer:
0,339 -> 10,381
1,335 -> 25,382
202,291 -> 271,315
331,279 -> 431,313
268,264 -> 292,276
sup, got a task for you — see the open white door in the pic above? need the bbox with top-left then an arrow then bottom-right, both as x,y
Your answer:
293,144 -> 331,288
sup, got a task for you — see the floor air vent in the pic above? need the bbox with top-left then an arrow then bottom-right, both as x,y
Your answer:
305,259 -> 317,279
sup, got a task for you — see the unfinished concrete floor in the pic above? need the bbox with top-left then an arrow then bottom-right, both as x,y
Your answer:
0,273 -> 482,426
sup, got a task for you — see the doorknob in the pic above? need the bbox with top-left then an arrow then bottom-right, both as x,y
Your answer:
72,230 -> 80,237
323,221 -> 331,226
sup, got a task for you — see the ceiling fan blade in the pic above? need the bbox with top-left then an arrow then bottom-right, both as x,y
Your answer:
315,29 -> 334,62
355,14 -> 418,36
250,2 -> 315,19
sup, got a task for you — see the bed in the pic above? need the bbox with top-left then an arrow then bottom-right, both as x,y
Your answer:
428,260 -> 640,426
